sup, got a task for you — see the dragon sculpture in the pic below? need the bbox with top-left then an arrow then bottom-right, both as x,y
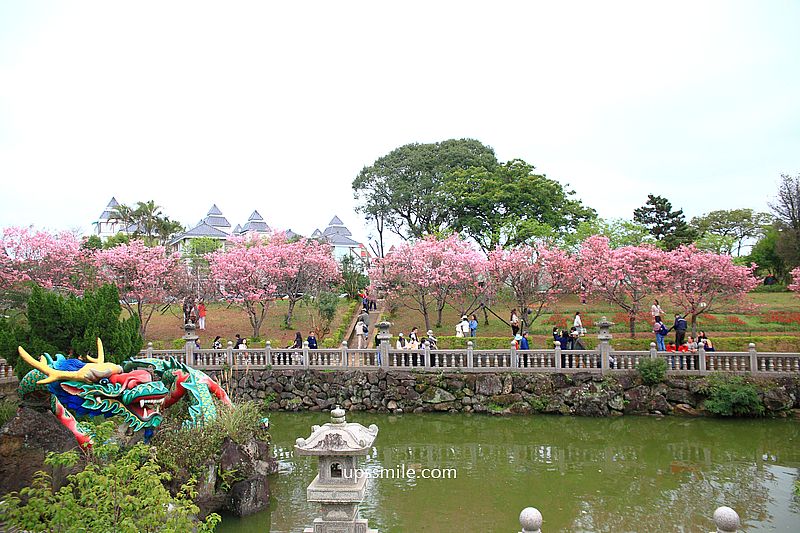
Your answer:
17,339 -> 232,448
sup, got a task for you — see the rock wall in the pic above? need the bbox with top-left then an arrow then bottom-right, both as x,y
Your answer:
225,369 -> 800,417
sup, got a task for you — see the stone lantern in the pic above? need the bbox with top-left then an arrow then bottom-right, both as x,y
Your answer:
597,316 -> 615,372
376,321 -> 392,368
295,406 -> 379,533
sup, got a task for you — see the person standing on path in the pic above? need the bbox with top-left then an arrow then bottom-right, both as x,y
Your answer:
573,312 -> 583,333
355,320 -> 368,349
510,309 -> 520,336
468,314 -> 478,337
672,314 -> 688,347
197,299 -> 207,330
307,331 -> 318,350
653,319 -> 668,351
651,299 -> 664,322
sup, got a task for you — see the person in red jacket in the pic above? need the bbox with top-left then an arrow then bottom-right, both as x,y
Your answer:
197,299 -> 207,330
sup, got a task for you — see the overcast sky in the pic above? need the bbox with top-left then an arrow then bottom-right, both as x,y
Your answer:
1,1 -> 798,247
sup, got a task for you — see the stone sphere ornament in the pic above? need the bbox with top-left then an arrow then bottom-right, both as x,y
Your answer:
519,507 -> 543,533
713,506 -> 740,532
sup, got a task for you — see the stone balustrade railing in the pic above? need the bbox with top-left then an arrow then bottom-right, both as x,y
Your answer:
518,505 -> 741,532
136,339 -> 800,376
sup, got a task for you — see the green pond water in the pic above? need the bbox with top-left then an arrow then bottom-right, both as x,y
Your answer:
218,413 -> 800,532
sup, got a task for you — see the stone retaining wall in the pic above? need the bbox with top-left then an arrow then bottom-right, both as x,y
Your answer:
222,369 -> 800,417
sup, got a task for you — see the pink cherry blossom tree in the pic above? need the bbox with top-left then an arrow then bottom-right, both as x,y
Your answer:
369,235 -> 487,331
94,240 -> 183,338
208,236 -> 277,338
0,226 -> 89,298
488,243 -> 577,331
578,235 -> 668,337
269,234 -> 341,329
662,245 -> 759,335
789,267 -> 800,294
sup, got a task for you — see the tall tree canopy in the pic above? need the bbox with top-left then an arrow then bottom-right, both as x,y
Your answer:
445,159 -> 596,252
112,200 -> 184,246
690,208 -> 771,256
633,194 -> 697,250
353,139 -> 498,245
768,173 -> 800,271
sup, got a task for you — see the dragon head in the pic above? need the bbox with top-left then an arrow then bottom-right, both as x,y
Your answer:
18,339 -> 170,432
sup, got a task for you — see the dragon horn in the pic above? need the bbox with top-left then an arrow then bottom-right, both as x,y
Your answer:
86,338 -> 104,364
18,346 -> 91,385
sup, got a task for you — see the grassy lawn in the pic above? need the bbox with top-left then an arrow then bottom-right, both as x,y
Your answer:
138,299 -> 355,349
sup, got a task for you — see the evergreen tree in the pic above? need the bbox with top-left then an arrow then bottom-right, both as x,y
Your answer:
633,194 -> 697,250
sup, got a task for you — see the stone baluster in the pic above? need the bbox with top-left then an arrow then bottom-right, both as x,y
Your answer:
518,507 -> 543,533
146,342 -> 154,358
423,342 -> 431,369
713,506 -> 740,532
698,345 -> 706,372
554,341 -> 562,370
341,341 -> 348,367
748,342 -> 757,372
649,342 -> 657,359
303,341 -> 310,368
264,341 -> 271,366
226,341 -> 234,368
467,341 -> 474,368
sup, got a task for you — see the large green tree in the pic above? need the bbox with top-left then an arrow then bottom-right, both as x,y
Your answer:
445,159 -> 596,252
747,225 -> 787,281
353,139 -> 498,243
690,208 -> 771,256
633,194 -> 697,250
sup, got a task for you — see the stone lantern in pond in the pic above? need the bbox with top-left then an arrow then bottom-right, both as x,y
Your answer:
295,406 -> 379,533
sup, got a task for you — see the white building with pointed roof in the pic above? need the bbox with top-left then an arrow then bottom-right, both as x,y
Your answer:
317,215 -> 371,265
93,197 -> 123,240
234,210 -> 271,236
169,204 -> 234,254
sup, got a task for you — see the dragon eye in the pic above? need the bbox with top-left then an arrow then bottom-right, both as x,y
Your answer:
99,378 -> 110,385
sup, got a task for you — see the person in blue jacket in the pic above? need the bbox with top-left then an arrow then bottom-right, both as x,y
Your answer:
519,331 -> 530,350
307,331 -> 318,349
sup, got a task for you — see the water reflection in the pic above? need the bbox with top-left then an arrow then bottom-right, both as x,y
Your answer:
219,414 -> 800,533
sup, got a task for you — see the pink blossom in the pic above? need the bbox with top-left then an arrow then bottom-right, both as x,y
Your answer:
94,240 -> 183,337
790,267 -> 800,294
0,226 -> 88,293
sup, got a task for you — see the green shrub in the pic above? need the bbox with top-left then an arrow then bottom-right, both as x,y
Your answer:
0,399 -> 18,427
3,284 -> 142,378
703,375 -> 765,417
637,357 -> 668,385
153,401 -> 268,480
0,420 -> 220,532
751,283 -> 789,293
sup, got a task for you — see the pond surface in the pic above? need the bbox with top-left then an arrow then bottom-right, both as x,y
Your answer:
218,413 -> 800,532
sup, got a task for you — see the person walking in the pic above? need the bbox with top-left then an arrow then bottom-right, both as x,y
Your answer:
456,315 -> 470,338
212,335 -> 222,349
355,320 -> 368,349
307,331 -> 318,350
409,327 -> 420,348
469,314 -> 478,337
653,319 -> 668,351
426,330 -> 438,349
197,299 -> 207,330
672,314 -> 688,347
510,309 -> 520,336
573,312 -> 583,334
519,331 -> 530,350
233,334 -> 243,349
651,299 -> 664,322
396,332 -> 407,350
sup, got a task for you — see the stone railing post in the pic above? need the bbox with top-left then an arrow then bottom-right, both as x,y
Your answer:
713,506 -> 740,532
467,341 -> 474,368
698,344 -> 706,372
265,340 -> 272,366
519,507 -> 543,533
226,341 -> 234,368
510,340 -> 518,369
748,343 -> 757,373
376,321 -> 392,369
303,341 -> 310,368
146,342 -> 154,358
182,322 -> 199,366
341,341 -> 349,367
423,341 -> 431,370
648,342 -> 656,359
597,316 -> 614,375
554,341 -> 562,369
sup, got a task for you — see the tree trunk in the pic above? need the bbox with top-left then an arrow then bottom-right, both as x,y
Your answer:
629,315 -> 636,338
691,314 -> 698,337
435,303 -> 445,328
482,306 -> 489,326
285,298 -> 297,328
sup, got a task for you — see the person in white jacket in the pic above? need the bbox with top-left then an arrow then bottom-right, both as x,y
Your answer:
573,312 -> 583,332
